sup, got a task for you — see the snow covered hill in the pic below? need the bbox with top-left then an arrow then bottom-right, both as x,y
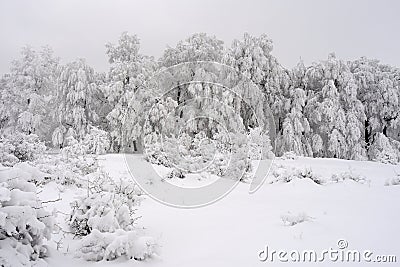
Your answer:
42,154 -> 399,267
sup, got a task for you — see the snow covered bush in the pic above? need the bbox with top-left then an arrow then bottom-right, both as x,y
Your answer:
35,153 -> 97,187
331,171 -> 369,184
270,165 -> 324,184
281,151 -> 298,160
0,133 -> 46,166
82,126 -> 110,155
145,131 -> 252,180
0,142 -> 19,167
77,229 -> 158,261
281,212 -> 312,226
144,132 -> 224,174
143,134 -> 177,168
163,169 -> 185,180
61,126 -> 110,157
368,133 -> 399,164
248,127 -> 274,160
297,168 -> 324,184
61,136 -> 87,157
384,173 -> 400,186
69,174 -> 142,236
178,131 -> 227,175
68,171 -> 155,262
0,165 -> 53,267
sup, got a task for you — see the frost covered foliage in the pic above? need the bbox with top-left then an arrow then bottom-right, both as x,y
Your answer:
2,31 -> 400,163
144,132 -> 219,172
68,172 -> 156,261
60,126 -> 110,156
0,133 -> 46,166
0,46 -> 58,141
69,190 -> 138,236
77,229 -> 158,261
103,32 -> 156,152
270,165 -> 324,184
145,131 -> 252,180
82,126 -> 111,154
35,136 -> 99,187
248,127 -> 274,160
35,154 -> 97,187
54,59 -> 100,141
69,171 -> 142,236
0,165 -> 53,267
160,33 -> 224,67
143,134 -> 176,168
368,133 -> 399,164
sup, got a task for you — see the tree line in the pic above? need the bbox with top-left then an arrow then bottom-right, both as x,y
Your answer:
0,32 -> 399,163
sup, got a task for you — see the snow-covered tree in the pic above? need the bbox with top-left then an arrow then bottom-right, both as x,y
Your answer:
223,33 -> 289,137
159,33 -> 225,114
301,53 -> 367,159
103,32 -> 156,152
0,46 -> 59,141
350,57 -> 400,160
368,132 -> 399,164
54,59 -> 100,145
161,33 -> 224,67
280,88 -> 312,156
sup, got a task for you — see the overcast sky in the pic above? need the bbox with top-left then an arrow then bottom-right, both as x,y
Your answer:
1,0 -> 399,74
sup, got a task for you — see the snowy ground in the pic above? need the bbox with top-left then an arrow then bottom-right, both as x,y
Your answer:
42,154 -> 400,266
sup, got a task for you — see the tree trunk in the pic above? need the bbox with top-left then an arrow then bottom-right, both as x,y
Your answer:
133,140 -> 137,152
364,119 -> 370,148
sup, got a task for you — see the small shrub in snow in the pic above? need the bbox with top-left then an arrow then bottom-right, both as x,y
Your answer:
143,134 -> 176,168
35,154 -> 97,187
281,151 -> 298,160
0,143 -> 19,167
61,136 -> 87,157
68,171 -> 153,262
0,133 -> 46,166
297,168 -> 324,185
69,190 -> 128,236
281,212 -> 312,226
384,174 -> 400,186
69,180 -> 141,235
77,229 -> 158,261
270,165 -> 293,183
0,165 -> 53,267
164,169 -> 185,180
82,126 -> 111,155
331,171 -> 369,184
270,165 -> 323,184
